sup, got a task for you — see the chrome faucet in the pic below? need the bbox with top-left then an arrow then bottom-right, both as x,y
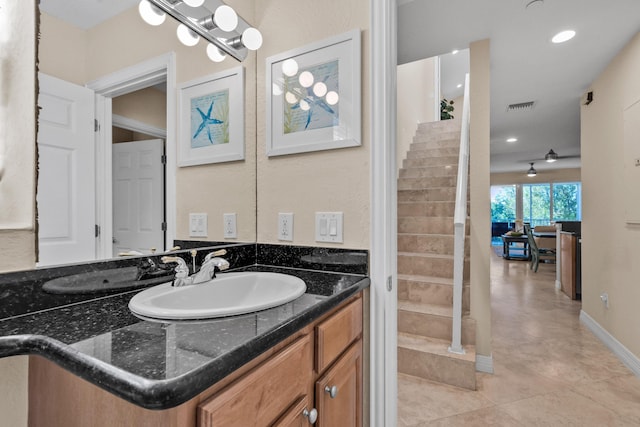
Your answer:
161,249 -> 229,287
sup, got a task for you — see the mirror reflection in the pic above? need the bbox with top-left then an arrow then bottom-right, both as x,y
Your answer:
36,0 -> 257,267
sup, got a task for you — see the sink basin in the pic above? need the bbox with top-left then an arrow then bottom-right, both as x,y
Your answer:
128,272 -> 307,320
42,267 -> 173,294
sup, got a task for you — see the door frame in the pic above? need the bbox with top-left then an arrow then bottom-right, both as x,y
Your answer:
87,53 -> 176,259
370,0 -> 398,426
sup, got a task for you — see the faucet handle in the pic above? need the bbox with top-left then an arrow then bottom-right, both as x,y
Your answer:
203,249 -> 227,263
161,256 -> 189,278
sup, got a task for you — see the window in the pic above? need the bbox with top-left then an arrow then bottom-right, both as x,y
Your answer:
522,183 -> 551,227
490,185 -> 516,223
553,182 -> 582,221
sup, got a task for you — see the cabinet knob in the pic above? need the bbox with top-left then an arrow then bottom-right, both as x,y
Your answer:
302,408 -> 318,424
324,385 -> 338,399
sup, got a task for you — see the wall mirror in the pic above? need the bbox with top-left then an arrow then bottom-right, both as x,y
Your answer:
34,0 -> 257,267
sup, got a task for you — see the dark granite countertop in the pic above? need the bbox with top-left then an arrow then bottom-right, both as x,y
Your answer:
0,244 -> 369,410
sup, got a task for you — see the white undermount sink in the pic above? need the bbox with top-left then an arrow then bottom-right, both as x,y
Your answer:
128,271 -> 307,320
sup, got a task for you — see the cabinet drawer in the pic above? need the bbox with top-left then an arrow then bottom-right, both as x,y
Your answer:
315,298 -> 362,373
198,334 -> 313,427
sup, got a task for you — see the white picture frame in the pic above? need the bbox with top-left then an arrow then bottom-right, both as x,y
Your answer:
177,66 -> 244,167
266,29 -> 361,157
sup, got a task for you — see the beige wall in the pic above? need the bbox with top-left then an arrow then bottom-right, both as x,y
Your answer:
397,57 -> 437,170
113,87 -> 167,131
0,0 -> 37,424
469,39 -> 492,359
39,13 -> 87,85
39,2 -> 257,243
581,32 -> 640,357
255,0 -> 370,249
491,168 -> 581,185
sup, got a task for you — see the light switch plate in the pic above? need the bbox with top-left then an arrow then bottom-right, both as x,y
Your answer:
278,213 -> 294,241
223,213 -> 237,239
189,213 -> 208,237
315,212 -> 343,243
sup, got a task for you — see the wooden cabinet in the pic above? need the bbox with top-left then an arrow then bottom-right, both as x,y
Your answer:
560,232 -> 577,300
199,296 -> 363,427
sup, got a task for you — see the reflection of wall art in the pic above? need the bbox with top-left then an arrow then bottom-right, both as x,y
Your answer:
178,67 -> 244,166
266,30 -> 361,157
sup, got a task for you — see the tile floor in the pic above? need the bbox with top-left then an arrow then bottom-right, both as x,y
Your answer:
398,250 -> 640,426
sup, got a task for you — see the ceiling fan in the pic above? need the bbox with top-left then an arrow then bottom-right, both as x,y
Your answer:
521,149 -> 581,164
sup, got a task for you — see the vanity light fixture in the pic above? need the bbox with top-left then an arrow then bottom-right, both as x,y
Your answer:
545,149 -> 558,162
138,0 -> 263,62
527,162 -> 537,177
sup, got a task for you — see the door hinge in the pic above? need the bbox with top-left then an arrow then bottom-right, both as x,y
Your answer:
94,119 -> 100,132
161,222 -> 167,232
95,224 -> 100,238
386,276 -> 393,292
161,154 -> 167,164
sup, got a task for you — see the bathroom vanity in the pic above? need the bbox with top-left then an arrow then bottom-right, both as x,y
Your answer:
0,244 -> 369,426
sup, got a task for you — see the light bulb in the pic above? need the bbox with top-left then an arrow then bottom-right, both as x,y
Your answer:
242,28 -> 263,51
206,43 -> 226,62
214,5 -> 238,32
282,59 -> 298,77
285,92 -> 298,104
326,91 -> 339,105
299,71 -> 314,88
552,30 -> 576,44
139,0 -> 166,26
299,100 -> 310,111
183,0 -> 205,6
313,82 -> 327,97
177,24 -> 200,47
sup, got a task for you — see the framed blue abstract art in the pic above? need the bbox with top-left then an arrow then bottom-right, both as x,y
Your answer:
266,30 -> 361,157
178,66 -> 244,166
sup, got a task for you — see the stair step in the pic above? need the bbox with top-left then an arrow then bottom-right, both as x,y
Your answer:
398,301 -> 475,344
398,188 -> 460,203
398,233 -> 459,256
398,333 -> 476,390
398,274 -> 470,309
410,138 -> 460,150
405,147 -> 460,159
398,217 -> 471,235
398,176 -> 457,190
416,120 -> 461,132
402,156 -> 460,169
413,132 -> 461,143
399,165 -> 459,178
397,252 -> 470,279
397,201 -> 457,218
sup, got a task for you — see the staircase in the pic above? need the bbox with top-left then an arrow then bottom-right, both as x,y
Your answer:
397,119 -> 476,390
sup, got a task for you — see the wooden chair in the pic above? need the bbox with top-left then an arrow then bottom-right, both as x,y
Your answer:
525,224 -> 556,272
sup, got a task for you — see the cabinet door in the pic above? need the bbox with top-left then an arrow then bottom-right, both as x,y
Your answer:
315,340 -> 362,427
198,334 -> 313,427
272,396 -> 316,427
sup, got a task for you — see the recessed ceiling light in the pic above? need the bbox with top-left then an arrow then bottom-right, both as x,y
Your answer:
452,49 -> 459,55
506,137 -> 518,143
457,84 -> 462,88
552,30 -> 576,44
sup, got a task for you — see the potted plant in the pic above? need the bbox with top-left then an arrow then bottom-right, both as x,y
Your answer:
440,98 -> 455,120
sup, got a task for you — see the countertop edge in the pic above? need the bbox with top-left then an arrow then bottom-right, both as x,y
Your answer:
0,277 -> 370,409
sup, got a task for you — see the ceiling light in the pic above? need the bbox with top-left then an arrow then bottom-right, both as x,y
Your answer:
457,84 -> 462,88
138,0 -> 166,26
506,137 -> 518,143
552,30 -> 576,44
452,50 -> 459,55
545,149 -> 558,162
527,163 -> 537,177
139,0 -> 261,62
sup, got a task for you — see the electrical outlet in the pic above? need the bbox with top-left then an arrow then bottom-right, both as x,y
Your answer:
223,213 -> 237,239
189,213 -> 207,237
278,213 -> 294,241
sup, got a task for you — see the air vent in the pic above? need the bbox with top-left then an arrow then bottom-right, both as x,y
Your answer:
506,101 -> 536,112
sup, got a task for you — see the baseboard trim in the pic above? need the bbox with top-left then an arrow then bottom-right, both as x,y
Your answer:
475,354 -> 494,374
555,280 -> 561,290
580,310 -> 640,377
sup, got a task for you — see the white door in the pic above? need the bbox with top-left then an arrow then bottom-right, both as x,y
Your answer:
37,73 -> 95,266
112,139 -> 165,255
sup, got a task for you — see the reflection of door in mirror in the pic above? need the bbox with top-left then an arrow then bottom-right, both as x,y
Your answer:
37,74 -> 96,266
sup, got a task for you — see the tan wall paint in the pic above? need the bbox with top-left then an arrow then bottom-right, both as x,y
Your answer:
581,32 -> 640,357
112,87 -> 167,130
469,39 -> 492,358
0,1 -> 37,424
397,57 -> 437,170
255,0 -> 370,249
39,3 -> 257,243
38,13 -> 87,85
491,168 -> 581,185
